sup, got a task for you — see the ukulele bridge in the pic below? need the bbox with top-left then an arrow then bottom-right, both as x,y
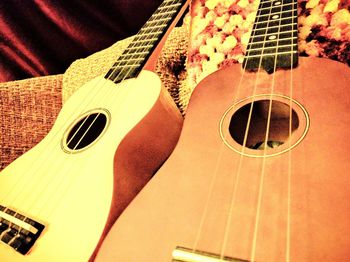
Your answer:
0,205 -> 45,255
172,246 -> 249,262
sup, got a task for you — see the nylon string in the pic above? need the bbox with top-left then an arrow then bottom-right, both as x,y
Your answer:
250,0 -> 295,261
191,0 -> 272,256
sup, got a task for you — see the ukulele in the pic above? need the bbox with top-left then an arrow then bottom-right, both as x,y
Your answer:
96,0 -> 350,261
0,0 -> 189,261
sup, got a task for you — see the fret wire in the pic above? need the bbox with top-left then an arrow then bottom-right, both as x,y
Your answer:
130,31 -> 164,47
252,23 -> 296,32
255,8 -> 296,19
162,0 -> 181,4
259,2 -> 296,12
135,30 -> 164,38
260,3 -> 296,15
259,0 -> 294,9
116,57 -> 145,63
244,0 -> 272,64
124,45 -> 154,51
146,17 -> 172,27
156,0 -> 179,9
151,0 -> 179,16
119,52 -> 148,58
156,6 -> 180,14
145,0 -> 179,23
117,55 -> 145,61
244,0 -> 298,71
146,5 -> 180,25
124,27 -> 169,52
133,37 -> 158,43
145,15 -> 171,27
132,27 -> 164,43
253,19 -> 297,30
112,58 -> 144,67
244,50 -> 298,59
253,0 -> 274,27
250,29 -> 297,39
248,43 -> 297,52
134,33 -> 159,41
132,0 -> 181,42
247,46 -> 298,56
152,9 -> 177,18
254,16 -> 297,26
259,8 -> 296,17
145,17 -> 171,25
158,2 -> 182,11
146,15 -> 173,26
259,2 -> 296,15
249,35 -> 298,44
252,24 -> 298,36
272,0 -> 297,65
140,24 -> 167,32
135,9 -> 180,41
248,39 -> 298,50
250,0 -> 273,39
106,0 -> 185,82
118,51 -> 149,60
151,8 -> 177,20
161,0 -> 180,4
112,64 -> 141,69
146,3 -> 181,24
128,40 -> 155,49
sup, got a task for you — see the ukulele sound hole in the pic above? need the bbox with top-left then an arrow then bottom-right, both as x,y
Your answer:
219,95 -> 309,157
65,111 -> 108,151
229,100 -> 299,150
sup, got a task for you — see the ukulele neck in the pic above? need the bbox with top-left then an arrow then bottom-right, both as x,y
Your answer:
105,0 -> 188,83
243,0 -> 298,73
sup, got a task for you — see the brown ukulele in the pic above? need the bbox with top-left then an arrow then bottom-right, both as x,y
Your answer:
96,0 -> 350,261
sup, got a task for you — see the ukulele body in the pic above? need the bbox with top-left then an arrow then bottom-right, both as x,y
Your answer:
0,70 -> 182,261
96,57 -> 350,261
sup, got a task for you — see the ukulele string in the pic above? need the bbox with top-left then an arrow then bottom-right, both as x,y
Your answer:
250,1 -> 293,261
218,0 -> 278,259
286,2 -> 297,261
285,53 -> 293,262
190,0 -> 270,255
3,0 -> 180,222
191,142 -> 227,252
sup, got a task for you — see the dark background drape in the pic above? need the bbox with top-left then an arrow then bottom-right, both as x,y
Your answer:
0,0 -> 163,82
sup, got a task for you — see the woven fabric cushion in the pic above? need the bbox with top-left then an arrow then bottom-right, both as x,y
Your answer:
0,75 -> 63,170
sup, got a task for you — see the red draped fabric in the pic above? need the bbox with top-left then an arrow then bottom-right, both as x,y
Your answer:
0,0 -> 163,82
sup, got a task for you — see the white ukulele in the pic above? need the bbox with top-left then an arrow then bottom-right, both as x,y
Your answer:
0,0 -> 189,261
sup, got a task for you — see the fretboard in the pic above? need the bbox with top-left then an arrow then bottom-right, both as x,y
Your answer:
243,0 -> 298,73
105,0 -> 187,83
